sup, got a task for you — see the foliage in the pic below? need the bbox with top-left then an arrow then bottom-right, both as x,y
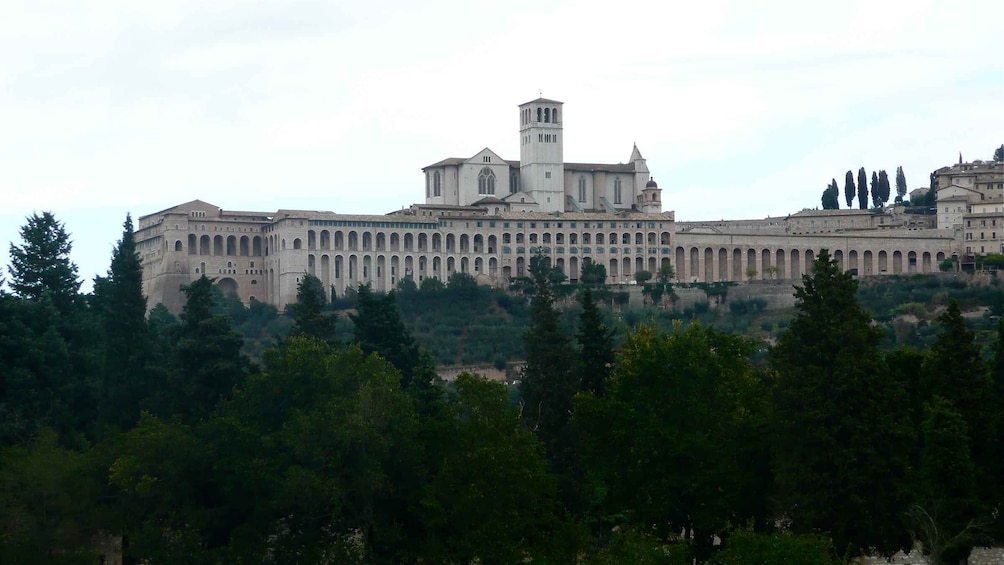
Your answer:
710,529 -> 844,565
940,258 -> 955,272
994,144 -> 1004,162
770,249 -> 914,557
896,165 -> 908,202
576,322 -> 771,560
581,261 -> 607,285
857,167 -> 869,209
821,179 -> 840,209
844,170 -> 856,208
576,288 -> 615,395
289,273 -> 336,342
7,211 -> 81,313
634,269 -> 652,283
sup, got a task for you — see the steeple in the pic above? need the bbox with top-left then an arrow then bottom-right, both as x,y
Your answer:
630,143 -> 644,162
518,97 -> 565,213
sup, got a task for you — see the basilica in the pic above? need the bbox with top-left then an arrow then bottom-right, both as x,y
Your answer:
137,97 -> 974,312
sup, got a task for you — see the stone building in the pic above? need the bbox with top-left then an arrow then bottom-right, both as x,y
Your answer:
136,98 -> 965,312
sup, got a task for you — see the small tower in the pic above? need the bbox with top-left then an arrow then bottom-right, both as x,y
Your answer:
640,177 -> 662,214
518,97 -> 564,213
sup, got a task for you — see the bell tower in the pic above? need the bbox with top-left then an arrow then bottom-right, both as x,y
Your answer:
518,98 -> 564,213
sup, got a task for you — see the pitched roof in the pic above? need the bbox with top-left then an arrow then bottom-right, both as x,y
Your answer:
520,97 -> 563,105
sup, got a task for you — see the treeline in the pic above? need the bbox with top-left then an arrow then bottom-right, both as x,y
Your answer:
821,166 -> 908,209
4,212 -> 1004,564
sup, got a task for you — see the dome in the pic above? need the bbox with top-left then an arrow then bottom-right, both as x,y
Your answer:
645,178 -> 659,188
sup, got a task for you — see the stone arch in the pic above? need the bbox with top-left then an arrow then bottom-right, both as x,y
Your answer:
308,254 -> 316,276
239,236 -> 249,256
334,231 -> 345,250
320,230 -> 330,250
447,256 -> 456,273
376,232 -> 386,251
732,248 -> 742,280
878,250 -> 888,273
848,250 -> 859,274
489,257 -> 498,276
704,247 -> 714,281
863,250 -> 874,275
487,235 -> 497,254
214,235 -> 224,255
923,252 -> 932,273
308,230 -> 317,250
718,248 -> 728,282
775,249 -> 786,279
893,250 -> 903,274
473,234 -> 484,252
609,258 -> 619,278
253,236 -> 262,256
200,234 -> 210,255
293,238 -> 302,250
432,233 -> 442,251
676,247 -> 686,279
362,232 -> 372,251
833,249 -> 844,271
447,234 -> 456,251
217,277 -> 238,295
761,249 -> 771,280
690,247 -> 700,280
227,236 -> 237,255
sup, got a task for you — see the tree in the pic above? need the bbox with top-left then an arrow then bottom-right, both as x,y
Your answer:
870,170 -> 881,207
857,167 -> 869,209
657,263 -> 675,283
580,261 -> 607,285
169,276 -> 249,422
421,373 -> 561,564
93,214 -> 151,432
520,259 -> 578,456
770,249 -> 913,557
910,397 -> 984,565
844,170 -> 856,208
289,273 -> 335,342
878,169 -> 891,206
8,212 -> 80,314
634,270 -> 652,284
920,299 -> 998,519
895,166 -> 908,203
576,288 -> 615,396
575,323 -> 771,560
994,144 -> 1003,162
821,180 -> 839,209
349,284 -> 434,391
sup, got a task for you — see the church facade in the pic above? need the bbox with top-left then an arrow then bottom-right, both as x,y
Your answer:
136,98 -> 962,312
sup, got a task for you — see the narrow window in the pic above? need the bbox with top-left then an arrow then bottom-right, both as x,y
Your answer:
578,177 -> 586,202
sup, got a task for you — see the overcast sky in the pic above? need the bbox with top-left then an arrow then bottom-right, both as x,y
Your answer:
2,0 -> 1003,291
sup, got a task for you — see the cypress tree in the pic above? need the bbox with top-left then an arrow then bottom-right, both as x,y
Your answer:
871,171 -> 881,207
93,214 -> 151,431
895,166 -> 907,203
844,170 -> 856,208
878,169 -> 891,206
857,168 -> 869,209
771,250 -> 913,557
290,273 -> 336,343
7,212 -> 80,315
575,288 -> 614,396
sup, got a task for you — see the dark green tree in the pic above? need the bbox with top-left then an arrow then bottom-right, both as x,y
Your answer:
580,261 -> 607,285
520,258 -> 578,456
895,166 -> 908,203
7,212 -> 80,314
878,169 -> 891,206
289,273 -> 336,342
920,299 -> 998,520
770,249 -> 913,557
821,179 -> 839,209
576,288 -> 615,396
422,373 -> 562,564
92,214 -> 151,432
994,144 -> 1003,162
857,167 -> 869,209
349,284 -> 435,391
169,276 -> 248,422
576,323 -> 771,560
871,170 -> 881,207
844,170 -> 856,208
910,397 -> 984,565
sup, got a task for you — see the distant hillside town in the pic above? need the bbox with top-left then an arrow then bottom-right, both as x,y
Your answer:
135,98 -> 1002,312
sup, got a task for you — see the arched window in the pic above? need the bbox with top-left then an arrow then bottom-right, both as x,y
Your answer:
536,107 -> 542,122
478,167 -> 496,195
433,171 -> 442,197
510,174 -> 518,194
578,177 -> 587,202
614,177 -> 623,204
552,107 -> 558,122
544,108 -> 550,123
